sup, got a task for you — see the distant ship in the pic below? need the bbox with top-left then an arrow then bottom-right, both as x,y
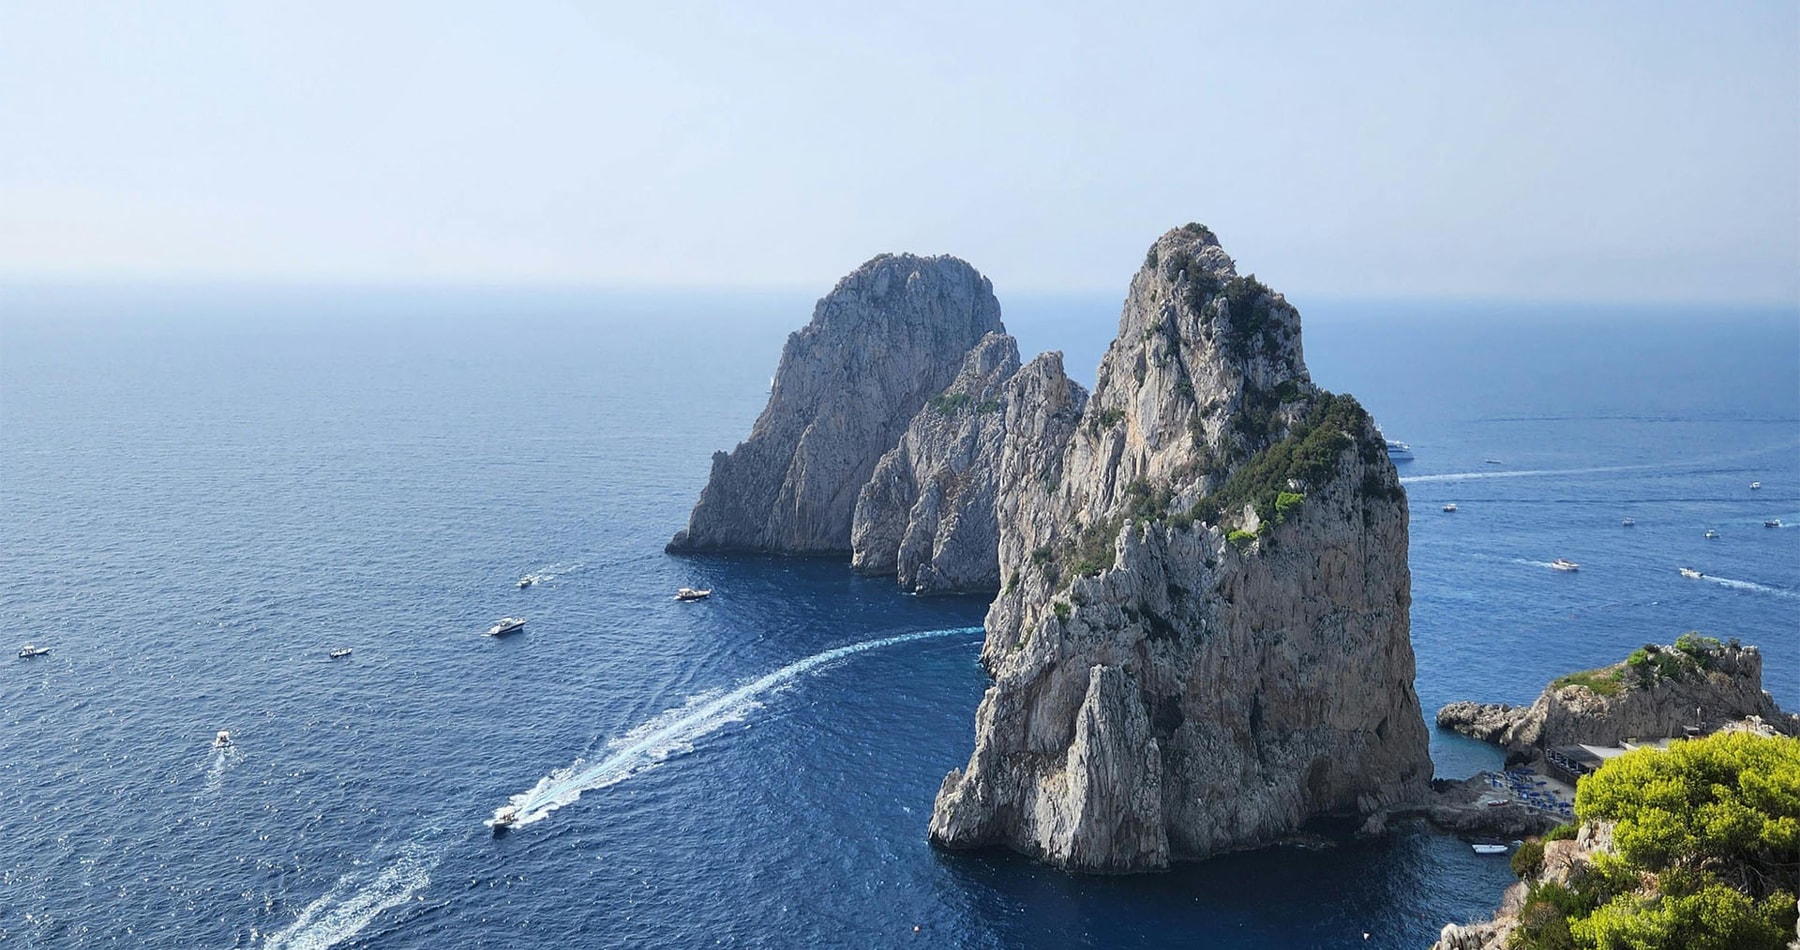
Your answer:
1751,481 -> 1762,490
328,647 -> 352,659
213,730 -> 232,749
1704,529 -> 1720,540
18,643 -> 50,659
1621,518 -> 1635,527
1550,558 -> 1580,572
1442,503 -> 1457,513
491,805 -> 520,834
517,576 -> 535,589
1766,519 -> 1782,528
1679,568 -> 1703,579
485,617 -> 527,637
1384,439 -> 1413,461
675,587 -> 712,601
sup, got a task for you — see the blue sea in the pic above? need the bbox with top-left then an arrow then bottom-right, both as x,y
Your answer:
2,286 -> 1795,949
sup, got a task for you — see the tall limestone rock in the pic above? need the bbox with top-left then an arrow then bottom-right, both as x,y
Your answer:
929,224 -> 1432,871
850,332 -> 1020,593
668,254 -> 1005,554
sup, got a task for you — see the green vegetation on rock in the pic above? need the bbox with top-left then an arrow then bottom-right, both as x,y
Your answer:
1506,730 -> 1800,950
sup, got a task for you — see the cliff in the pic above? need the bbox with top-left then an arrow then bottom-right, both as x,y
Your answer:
668,254 -> 1005,554
928,224 -> 1432,872
1438,636 -> 1799,759
851,332 -> 1024,594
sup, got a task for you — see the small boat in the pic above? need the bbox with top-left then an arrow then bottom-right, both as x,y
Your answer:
1442,503 -> 1457,513
491,805 -> 520,834
1679,567 -> 1704,579
1550,558 -> 1579,572
1621,518 -> 1635,527
213,730 -> 232,749
485,617 -> 527,637
328,648 -> 352,659
1384,439 -> 1412,461
1751,481 -> 1762,490
1484,459 -> 1503,465
18,643 -> 50,659
1765,519 -> 1782,528
1471,843 -> 1510,855
1704,529 -> 1719,539
517,576 -> 535,589
675,587 -> 712,601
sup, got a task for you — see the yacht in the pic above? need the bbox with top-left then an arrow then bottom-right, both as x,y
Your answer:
1621,518 -> 1635,527
1679,567 -> 1704,579
1384,439 -> 1413,461
1471,843 -> 1510,855
329,647 -> 352,659
675,587 -> 712,601
1766,519 -> 1782,528
213,730 -> 232,749
1442,503 -> 1457,513
1550,558 -> 1580,572
1704,529 -> 1720,540
18,643 -> 49,659
485,617 -> 527,637
1751,481 -> 1762,490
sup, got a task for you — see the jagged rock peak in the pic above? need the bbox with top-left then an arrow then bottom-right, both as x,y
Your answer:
930,224 -> 1428,872
669,253 -> 1004,554
850,332 -> 1022,593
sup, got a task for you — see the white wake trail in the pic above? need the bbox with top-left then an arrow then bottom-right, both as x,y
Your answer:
1692,573 -> 1799,601
259,838 -> 443,950
493,626 -> 982,829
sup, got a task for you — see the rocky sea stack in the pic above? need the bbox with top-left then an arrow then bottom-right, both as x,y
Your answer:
927,224 -> 1432,871
668,253 -> 1004,555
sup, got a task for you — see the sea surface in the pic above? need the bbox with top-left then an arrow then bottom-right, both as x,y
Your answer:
2,286 -> 1795,949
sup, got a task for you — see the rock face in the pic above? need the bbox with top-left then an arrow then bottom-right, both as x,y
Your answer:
850,332 -> 1021,593
929,224 -> 1432,872
1438,639 -> 1798,758
668,254 -> 1005,554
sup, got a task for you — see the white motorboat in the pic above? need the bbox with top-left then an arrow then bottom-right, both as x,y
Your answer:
1550,558 -> 1579,572
1765,519 -> 1782,528
1471,843 -> 1509,855
213,730 -> 232,749
1751,481 -> 1762,490
1704,529 -> 1719,539
675,587 -> 712,601
1621,518 -> 1635,527
1442,503 -> 1457,513
485,617 -> 527,637
328,647 -> 352,659
18,642 -> 50,659
1384,439 -> 1412,460
491,805 -> 520,834
1679,567 -> 1703,579
517,576 -> 535,589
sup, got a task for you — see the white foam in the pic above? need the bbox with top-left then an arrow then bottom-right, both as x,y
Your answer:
492,626 -> 982,829
260,839 -> 441,950
1697,574 -> 1799,600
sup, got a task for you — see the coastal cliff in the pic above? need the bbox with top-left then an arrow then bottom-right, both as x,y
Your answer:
928,225 -> 1432,872
1438,635 -> 1799,759
668,254 -> 1004,554
850,332 -> 1023,594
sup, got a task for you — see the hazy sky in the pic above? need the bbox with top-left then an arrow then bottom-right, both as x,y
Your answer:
3,2 -> 1795,302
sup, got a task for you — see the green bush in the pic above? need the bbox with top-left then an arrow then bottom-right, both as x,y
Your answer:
1513,839 -> 1547,879
1227,529 -> 1257,549
1051,600 -> 1071,621
929,392 -> 972,415
1544,822 -> 1578,842
1551,666 -> 1626,697
1274,491 -> 1305,521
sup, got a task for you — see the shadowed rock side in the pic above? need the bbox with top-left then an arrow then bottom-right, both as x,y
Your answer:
929,224 -> 1432,872
668,254 -> 1004,554
851,332 -> 1023,594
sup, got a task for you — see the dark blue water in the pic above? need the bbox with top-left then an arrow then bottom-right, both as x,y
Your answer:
3,287 -> 1794,948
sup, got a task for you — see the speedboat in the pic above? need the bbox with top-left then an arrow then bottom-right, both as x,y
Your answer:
213,730 -> 232,749
491,805 -> 520,834
1765,519 -> 1782,528
517,576 -> 535,589
328,647 -> 352,659
1621,518 -> 1635,527
18,643 -> 50,659
1471,843 -> 1510,855
1679,567 -> 1703,579
675,587 -> 712,601
1550,558 -> 1579,572
485,617 -> 527,637
1704,529 -> 1719,539
1751,481 -> 1762,490
1442,503 -> 1457,513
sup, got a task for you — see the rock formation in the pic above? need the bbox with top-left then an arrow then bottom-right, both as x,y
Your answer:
1437,637 -> 1798,759
850,332 -> 1021,593
668,254 -> 1005,554
928,224 -> 1432,872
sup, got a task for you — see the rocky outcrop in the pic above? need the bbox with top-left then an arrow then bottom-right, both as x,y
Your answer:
929,224 -> 1432,872
850,332 -> 1020,593
1438,638 -> 1798,759
1430,822 -> 1616,950
668,254 -> 1004,554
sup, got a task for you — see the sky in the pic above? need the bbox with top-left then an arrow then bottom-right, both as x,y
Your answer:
2,1 -> 1796,303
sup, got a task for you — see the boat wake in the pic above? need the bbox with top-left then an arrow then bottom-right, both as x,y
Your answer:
1694,574 -> 1799,601
258,836 -> 444,950
201,743 -> 244,799
492,626 -> 982,830
519,561 -> 585,586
